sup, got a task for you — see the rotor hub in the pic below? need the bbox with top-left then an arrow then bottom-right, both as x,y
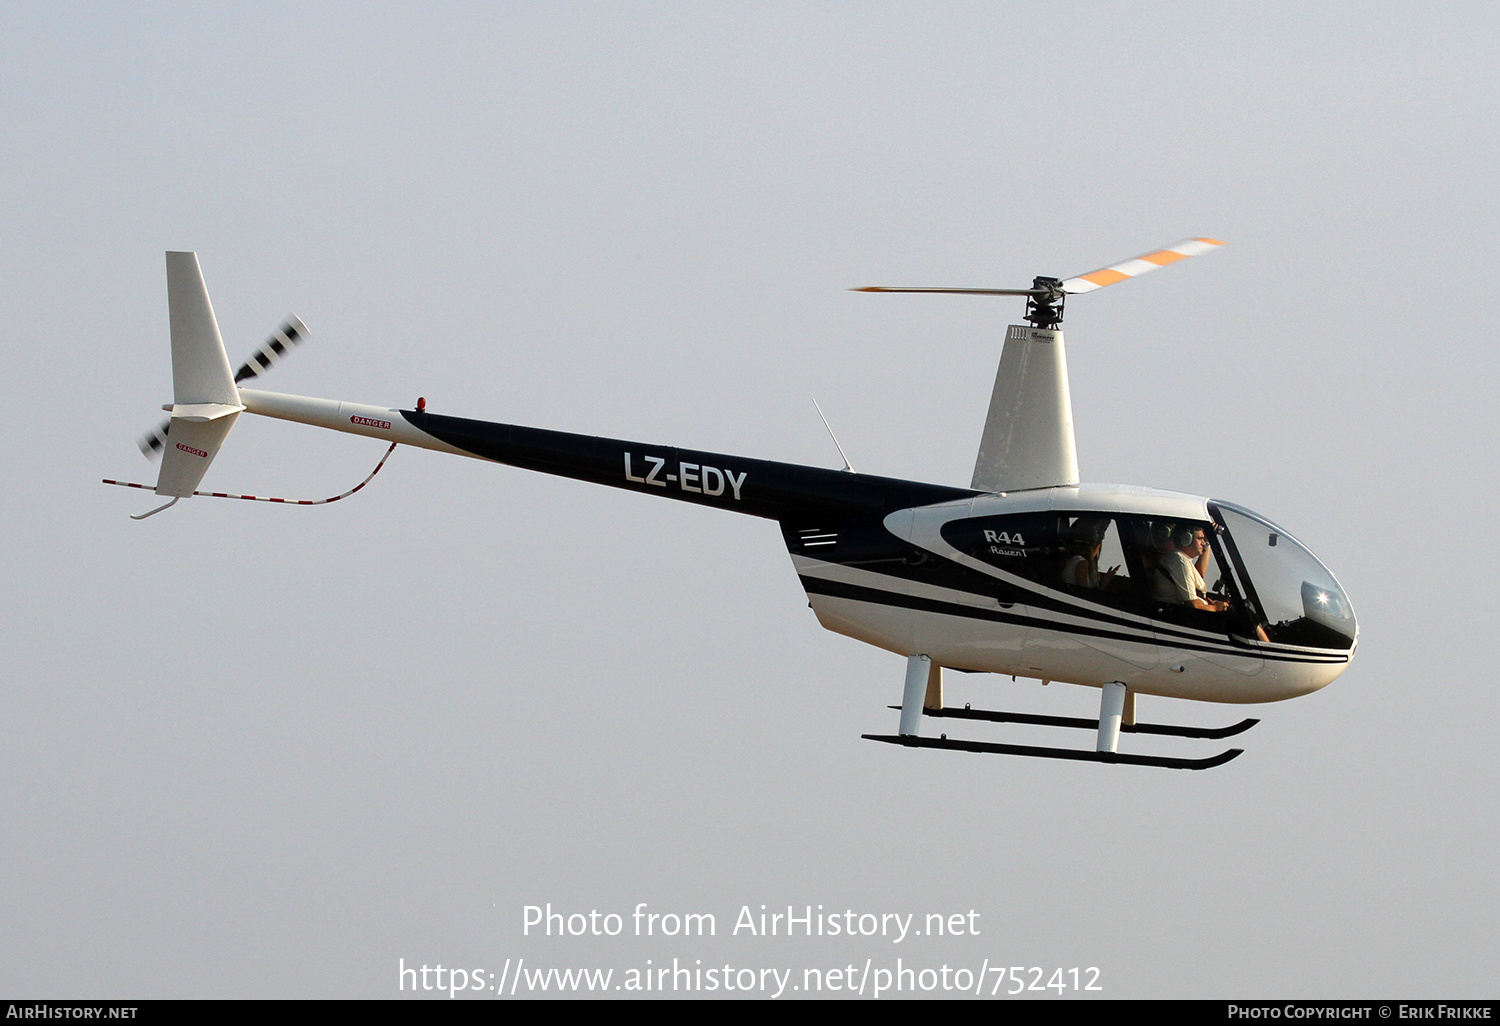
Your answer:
1025,277 -> 1066,329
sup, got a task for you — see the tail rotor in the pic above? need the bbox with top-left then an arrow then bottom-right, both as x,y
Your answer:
136,315 -> 308,461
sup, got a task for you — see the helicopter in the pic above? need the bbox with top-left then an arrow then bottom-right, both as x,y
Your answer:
109,241 -> 1357,770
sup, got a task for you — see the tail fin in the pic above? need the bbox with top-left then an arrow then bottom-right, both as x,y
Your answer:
154,253 -> 244,497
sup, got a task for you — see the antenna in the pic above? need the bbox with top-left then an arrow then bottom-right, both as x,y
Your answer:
811,399 -> 856,474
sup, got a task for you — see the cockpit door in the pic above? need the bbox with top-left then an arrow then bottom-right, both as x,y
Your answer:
1148,523 -> 1264,678
1029,513 -> 1160,674
925,508 -> 1160,682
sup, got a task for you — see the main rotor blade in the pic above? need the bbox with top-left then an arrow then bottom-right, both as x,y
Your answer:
1061,238 -> 1223,294
851,286 -> 1046,296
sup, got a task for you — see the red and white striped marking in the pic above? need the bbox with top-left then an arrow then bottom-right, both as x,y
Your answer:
105,443 -> 397,507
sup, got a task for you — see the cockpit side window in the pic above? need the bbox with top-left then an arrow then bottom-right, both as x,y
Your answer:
941,513 -> 1148,612
941,510 -> 1295,641
941,512 -> 1056,582
1057,516 -> 1132,593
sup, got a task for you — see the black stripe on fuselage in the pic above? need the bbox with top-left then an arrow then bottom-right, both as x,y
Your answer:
403,409 -> 977,521
800,574 -> 1349,666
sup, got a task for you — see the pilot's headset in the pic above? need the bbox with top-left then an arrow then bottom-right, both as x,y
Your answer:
1172,524 -> 1201,549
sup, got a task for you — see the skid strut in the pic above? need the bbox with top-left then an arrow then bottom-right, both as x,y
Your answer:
898,654 -> 930,737
1098,682 -> 1127,753
874,668 -> 1254,768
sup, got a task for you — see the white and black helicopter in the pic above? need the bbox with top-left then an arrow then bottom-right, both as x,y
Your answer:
110,241 -> 1357,770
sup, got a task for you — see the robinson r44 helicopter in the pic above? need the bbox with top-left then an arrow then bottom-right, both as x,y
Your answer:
110,241 -> 1357,770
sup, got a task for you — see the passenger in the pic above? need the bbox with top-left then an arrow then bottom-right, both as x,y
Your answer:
1149,521 -> 1176,560
1142,520 -> 1174,577
1061,521 -> 1120,590
1152,524 -> 1229,612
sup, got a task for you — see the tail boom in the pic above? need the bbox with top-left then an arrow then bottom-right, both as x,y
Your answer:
238,388 -> 469,456
238,388 -> 975,521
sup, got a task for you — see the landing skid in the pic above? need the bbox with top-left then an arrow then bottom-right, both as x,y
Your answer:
890,704 -> 1259,740
862,732 -> 1243,770
876,658 -> 1250,770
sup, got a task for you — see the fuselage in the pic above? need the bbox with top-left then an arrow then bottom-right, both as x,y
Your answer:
237,387 -> 1357,704
791,485 -> 1355,704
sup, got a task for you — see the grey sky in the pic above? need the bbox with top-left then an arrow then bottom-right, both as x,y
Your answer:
2,2 -> 1495,998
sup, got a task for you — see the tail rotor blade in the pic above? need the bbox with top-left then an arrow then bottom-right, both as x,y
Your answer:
233,315 -> 307,383
138,418 -> 170,460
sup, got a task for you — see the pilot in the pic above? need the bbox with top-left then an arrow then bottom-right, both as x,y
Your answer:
1152,524 -> 1229,612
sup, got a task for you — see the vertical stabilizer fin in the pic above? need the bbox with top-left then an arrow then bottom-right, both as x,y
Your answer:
166,252 -> 240,407
970,325 -> 1078,493
155,253 -> 243,496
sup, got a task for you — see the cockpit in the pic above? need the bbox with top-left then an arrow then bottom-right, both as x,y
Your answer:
940,500 -> 1357,651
